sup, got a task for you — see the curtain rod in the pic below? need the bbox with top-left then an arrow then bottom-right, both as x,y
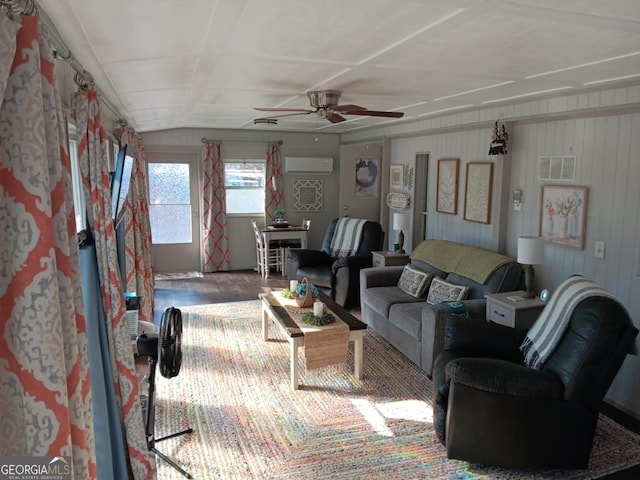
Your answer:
3,0 -> 127,128
201,138 -> 283,146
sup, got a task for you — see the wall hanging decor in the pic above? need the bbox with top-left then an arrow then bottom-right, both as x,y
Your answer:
436,158 -> 459,215
386,192 -> 411,209
464,162 -> 494,224
390,164 -> 404,189
293,179 -> 323,212
488,121 -> 509,155
539,185 -> 588,249
403,165 -> 414,189
355,158 -> 379,197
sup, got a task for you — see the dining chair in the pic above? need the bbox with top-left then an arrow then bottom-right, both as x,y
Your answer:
251,220 -> 284,277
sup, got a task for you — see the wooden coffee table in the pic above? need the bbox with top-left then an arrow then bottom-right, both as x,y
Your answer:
260,291 -> 366,390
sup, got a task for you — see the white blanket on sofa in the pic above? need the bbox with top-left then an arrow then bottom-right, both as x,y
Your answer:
330,218 -> 366,257
520,275 -> 617,369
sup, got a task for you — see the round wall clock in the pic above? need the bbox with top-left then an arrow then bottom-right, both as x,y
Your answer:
540,289 -> 550,302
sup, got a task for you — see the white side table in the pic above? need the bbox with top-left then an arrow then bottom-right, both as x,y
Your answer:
372,251 -> 410,267
486,291 -> 545,329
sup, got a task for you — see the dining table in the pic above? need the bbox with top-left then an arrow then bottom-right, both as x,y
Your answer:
260,225 -> 309,278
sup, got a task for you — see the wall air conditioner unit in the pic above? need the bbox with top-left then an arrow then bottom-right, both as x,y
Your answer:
285,156 -> 333,174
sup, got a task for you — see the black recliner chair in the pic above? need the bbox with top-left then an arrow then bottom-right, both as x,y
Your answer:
287,218 -> 384,308
433,284 -> 638,469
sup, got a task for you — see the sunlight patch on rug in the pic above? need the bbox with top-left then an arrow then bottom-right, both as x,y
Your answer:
151,300 -> 640,479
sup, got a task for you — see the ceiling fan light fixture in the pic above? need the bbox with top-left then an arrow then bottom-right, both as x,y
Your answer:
307,90 -> 341,108
254,118 -> 278,126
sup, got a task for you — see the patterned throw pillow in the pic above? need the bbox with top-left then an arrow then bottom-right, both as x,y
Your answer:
398,265 -> 434,298
426,277 -> 470,305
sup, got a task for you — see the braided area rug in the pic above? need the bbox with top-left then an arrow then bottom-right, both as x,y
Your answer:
153,300 -> 640,479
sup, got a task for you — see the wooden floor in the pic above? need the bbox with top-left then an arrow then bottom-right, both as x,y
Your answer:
153,270 -> 640,479
153,269 -> 288,323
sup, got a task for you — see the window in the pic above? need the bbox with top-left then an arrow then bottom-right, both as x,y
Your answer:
148,162 -> 192,244
224,161 -> 265,214
68,124 -> 86,233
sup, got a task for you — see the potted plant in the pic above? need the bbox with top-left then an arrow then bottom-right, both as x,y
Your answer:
273,207 -> 286,225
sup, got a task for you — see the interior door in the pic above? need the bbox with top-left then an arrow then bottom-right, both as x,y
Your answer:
147,151 -> 201,273
413,152 -> 429,247
339,144 -> 382,220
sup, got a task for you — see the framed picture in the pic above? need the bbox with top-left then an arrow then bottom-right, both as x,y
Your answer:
464,162 -> 494,224
436,158 -> 459,214
539,185 -> 588,249
293,179 -> 323,212
355,158 -> 379,197
390,164 -> 404,189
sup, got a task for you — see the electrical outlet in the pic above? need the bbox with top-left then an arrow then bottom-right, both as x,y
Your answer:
595,241 -> 605,259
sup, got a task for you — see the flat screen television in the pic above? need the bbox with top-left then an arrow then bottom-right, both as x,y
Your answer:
111,145 -> 134,226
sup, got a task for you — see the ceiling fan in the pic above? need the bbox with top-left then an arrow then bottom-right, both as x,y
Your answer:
254,90 -> 404,123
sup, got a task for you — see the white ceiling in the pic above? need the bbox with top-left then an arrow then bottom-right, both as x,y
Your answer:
36,0 -> 640,134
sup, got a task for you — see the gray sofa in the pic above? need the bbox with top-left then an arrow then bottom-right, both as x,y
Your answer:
359,239 -> 522,376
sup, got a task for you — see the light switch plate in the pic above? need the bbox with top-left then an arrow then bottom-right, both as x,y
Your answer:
595,241 -> 605,259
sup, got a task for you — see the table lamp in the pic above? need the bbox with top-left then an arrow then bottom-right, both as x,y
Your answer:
517,236 -> 544,299
393,212 -> 410,254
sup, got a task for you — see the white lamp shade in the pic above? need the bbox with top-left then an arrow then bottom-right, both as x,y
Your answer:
393,212 -> 410,231
517,236 -> 544,265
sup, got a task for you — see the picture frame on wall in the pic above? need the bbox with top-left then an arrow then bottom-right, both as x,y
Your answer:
355,158 -> 379,197
464,162 -> 494,224
539,185 -> 588,249
390,164 -> 404,189
293,179 -> 323,212
436,158 -> 459,214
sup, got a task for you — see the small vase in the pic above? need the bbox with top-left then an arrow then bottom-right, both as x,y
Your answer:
557,215 -> 569,239
570,213 -> 579,239
547,217 -> 554,236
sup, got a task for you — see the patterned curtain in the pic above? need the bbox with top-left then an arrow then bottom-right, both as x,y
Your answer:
265,143 -> 284,222
73,91 -> 154,478
118,127 -> 154,324
202,142 -> 230,272
0,14 -> 96,477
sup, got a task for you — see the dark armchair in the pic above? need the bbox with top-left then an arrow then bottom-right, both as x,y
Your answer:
287,218 -> 384,308
433,284 -> 638,469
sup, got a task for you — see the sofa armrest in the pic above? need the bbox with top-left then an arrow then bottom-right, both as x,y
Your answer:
287,248 -> 332,268
446,357 -> 564,400
420,299 -> 487,376
332,254 -> 371,274
444,315 -> 527,361
359,265 -> 404,288
333,255 -> 375,308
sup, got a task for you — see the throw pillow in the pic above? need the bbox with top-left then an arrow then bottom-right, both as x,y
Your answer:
426,277 -> 470,305
398,265 -> 434,298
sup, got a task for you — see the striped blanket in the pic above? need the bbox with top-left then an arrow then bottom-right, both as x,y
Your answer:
330,218 -> 367,257
521,275 -> 618,369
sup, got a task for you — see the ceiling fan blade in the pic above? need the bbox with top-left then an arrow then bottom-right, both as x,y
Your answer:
331,104 -> 365,112
327,113 -> 346,123
254,107 -> 314,113
261,111 -> 314,119
342,109 -> 405,118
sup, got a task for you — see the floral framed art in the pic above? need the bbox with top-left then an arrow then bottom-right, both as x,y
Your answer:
464,162 -> 493,224
540,185 -> 588,249
436,158 -> 459,214
390,164 -> 404,189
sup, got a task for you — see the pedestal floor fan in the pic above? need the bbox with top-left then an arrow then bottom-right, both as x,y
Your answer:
137,306 -> 193,478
